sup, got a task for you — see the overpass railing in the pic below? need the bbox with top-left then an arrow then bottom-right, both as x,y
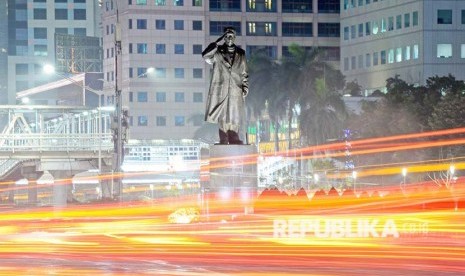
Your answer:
0,133 -> 114,152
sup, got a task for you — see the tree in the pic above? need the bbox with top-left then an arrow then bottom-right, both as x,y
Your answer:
345,79 -> 363,96
247,50 -> 286,151
299,78 -> 347,146
282,44 -> 345,148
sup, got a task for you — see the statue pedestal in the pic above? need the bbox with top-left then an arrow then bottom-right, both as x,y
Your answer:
200,144 -> 257,219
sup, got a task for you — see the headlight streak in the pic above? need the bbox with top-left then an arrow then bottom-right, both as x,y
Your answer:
0,128 -> 465,274
0,188 -> 463,275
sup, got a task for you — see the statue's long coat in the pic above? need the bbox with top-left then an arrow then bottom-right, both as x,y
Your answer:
202,42 -> 249,132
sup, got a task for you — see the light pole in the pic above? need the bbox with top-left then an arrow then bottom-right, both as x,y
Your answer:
114,16 -> 123,201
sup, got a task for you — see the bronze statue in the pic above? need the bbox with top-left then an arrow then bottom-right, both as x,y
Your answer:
202,27 -> 249,145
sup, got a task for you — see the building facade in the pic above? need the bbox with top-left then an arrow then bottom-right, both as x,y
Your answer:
341,0 -> 465,95
0,1 -> 7,105
6,0 -> 101,105
101,0 -> 340,141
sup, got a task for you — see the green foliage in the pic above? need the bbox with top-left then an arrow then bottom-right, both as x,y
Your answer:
348,74 -> 465,164
248,44 -> 347,149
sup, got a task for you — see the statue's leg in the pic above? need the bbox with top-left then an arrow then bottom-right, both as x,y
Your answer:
219,129 -> 229,144
227,130 -> 243,145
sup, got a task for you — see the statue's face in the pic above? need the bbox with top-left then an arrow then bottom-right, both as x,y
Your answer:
224,32 -> 236,47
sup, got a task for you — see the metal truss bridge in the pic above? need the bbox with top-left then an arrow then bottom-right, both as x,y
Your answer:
0,105 -> 114,179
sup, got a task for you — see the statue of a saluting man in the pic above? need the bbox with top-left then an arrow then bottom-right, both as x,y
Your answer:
202,27 -> 249,145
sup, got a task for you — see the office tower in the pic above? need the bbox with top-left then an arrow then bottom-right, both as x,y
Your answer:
7,0 -> 101,104
101,0 -> 340,140
341,0 -> 465,95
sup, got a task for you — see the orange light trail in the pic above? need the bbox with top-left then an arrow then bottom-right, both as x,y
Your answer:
0,184 -> 463,275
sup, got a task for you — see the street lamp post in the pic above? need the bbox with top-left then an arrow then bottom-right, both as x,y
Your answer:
113,14 -> 124,201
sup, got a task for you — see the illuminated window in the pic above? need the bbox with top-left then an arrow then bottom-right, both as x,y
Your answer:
381,18 -> 386,33
246,22 -> 276,36
265,23 -> 273,34
405,46 -> 411,60
248,22 -> 256,34
437,44 -> 452,58
396,47 -> 402,62
413,44 -> 419,59
248,0 -> 255,9
246,0 -> 275,12
372,21 -> 379,34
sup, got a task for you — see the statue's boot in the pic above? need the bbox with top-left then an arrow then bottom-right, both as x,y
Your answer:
218,129 -> 229,144
227,130 -> 243,145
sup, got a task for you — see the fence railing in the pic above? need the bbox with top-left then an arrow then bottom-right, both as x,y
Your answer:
0,133 -> 114,152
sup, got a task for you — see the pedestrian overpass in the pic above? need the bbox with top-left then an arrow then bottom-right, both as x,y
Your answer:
0,105 -> 116,205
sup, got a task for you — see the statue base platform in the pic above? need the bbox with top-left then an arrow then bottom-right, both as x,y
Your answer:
200,144 -> 257,219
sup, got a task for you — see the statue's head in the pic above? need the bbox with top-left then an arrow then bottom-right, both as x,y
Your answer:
223,27 -> 236,47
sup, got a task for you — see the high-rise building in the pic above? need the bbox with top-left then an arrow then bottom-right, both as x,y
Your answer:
340,0 -> 465,95
6,0 -> 101,105
0,1 -> 8,105
101,0 -> 340,140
